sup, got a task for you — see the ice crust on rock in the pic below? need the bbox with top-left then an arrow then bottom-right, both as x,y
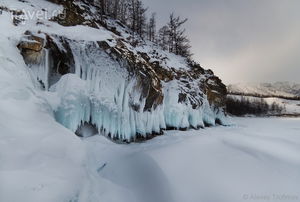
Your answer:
48,40 -> 225,141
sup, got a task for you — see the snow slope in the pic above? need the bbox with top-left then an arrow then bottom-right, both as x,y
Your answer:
0,35 -> 85,202
81,117 -> 300,202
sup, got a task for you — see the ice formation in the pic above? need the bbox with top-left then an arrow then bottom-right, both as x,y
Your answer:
51,41 -> 164,141
27,49 -> 50,90
8,1 -> 227,141
44,40 -> 224,141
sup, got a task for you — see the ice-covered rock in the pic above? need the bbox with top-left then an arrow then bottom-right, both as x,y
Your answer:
9,0 -> 228,142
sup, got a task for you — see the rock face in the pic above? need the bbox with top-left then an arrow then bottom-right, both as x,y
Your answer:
18,31 -> 45,64
18,33 -> 44,52
16,0 -> 228,142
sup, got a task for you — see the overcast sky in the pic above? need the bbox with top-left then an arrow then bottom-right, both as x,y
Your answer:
143,0 -> 300,84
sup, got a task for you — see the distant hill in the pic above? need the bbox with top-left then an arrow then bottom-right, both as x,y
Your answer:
226,82 -> 300,116
228,82 -> 300,100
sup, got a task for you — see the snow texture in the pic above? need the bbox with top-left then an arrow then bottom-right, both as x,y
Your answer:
80,117 -> 300,202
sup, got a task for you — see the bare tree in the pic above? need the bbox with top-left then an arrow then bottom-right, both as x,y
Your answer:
167,13 -> 191,57
137,0 -> 147,38
158,25 -> 169,50
112,0 -> 120,19
147,12 -> 156,42
93,1 -> 192,57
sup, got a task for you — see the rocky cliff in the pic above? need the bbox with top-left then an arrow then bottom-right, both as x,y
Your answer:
2,0 -> 227,142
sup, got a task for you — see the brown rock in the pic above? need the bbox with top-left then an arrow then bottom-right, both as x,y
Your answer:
18,33 -> 44,52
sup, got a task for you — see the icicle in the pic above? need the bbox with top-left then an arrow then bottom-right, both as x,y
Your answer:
52,40 -> 227,141
28,48 -> 50,91
44,49 -> 49,91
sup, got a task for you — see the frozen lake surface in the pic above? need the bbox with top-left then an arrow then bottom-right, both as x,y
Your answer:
1,109 -> 299,202
82,117 -> 300,202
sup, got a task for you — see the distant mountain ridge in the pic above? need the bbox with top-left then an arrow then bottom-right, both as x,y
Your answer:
228,82 -> 300,99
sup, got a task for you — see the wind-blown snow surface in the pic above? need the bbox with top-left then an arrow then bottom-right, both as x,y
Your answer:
14,116 -> 291,202
82,117 -> 300,202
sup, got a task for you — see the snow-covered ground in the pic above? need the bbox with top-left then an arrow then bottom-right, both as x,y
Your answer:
80,117 -> 300,202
